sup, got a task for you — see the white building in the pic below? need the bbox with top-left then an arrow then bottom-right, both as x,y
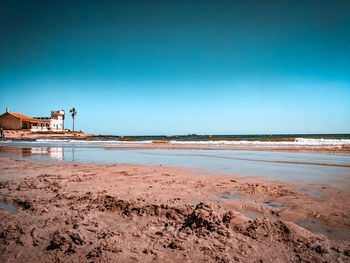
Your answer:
33,110 -> 65,132
0,108 -> 65,132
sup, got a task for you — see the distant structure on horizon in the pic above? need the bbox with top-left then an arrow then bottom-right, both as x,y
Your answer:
0,108 -> 65,132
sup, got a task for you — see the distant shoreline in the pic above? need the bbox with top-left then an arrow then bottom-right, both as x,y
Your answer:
1,130 -> 95,139
1,130 -> 350,142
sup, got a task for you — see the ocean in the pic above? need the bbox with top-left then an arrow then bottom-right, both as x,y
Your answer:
2,133 -> 349,147
0,134 -> 350,188
115,133 -> 350,141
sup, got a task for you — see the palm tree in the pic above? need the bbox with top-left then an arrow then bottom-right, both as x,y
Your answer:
70,107 -> 77,132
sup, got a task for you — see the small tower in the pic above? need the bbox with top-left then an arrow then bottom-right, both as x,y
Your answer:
51,110 -> 65,120
51,110 -> 65,130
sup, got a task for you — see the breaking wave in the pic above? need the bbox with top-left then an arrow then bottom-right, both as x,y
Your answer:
1,138 -> 349,147
29,138 -> 350,146
168,138 -> 350,146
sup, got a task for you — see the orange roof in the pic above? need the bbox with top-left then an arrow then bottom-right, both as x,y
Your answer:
9,112 -> 40,122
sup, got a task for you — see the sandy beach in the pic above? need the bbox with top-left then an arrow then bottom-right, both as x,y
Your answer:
1,156 -> 349,262
2,0 -> 350,261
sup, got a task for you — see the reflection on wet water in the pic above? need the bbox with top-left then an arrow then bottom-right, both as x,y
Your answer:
31,147 -> 63,160
0,146 -> 63,161
1,144 -> 350,189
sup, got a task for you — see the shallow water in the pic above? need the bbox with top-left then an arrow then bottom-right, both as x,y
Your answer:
1,142 -> 350,189
0,201 -> 17,212
297,189 -> 325,197
240,211 -> 350,242
294,218 -> 350,242
216,192 -> 242,200
260,201 -> 287,210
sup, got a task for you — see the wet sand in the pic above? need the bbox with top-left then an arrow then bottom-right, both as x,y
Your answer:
0,157 -> 350,262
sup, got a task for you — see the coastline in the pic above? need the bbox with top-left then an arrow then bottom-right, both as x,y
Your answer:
1,157 -> 349,262
1,130 -> 95,140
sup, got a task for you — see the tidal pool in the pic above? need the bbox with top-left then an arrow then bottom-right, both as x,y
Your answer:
0,201 -> 18,212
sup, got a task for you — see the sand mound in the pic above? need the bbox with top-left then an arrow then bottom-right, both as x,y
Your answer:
180,202 -> 230,237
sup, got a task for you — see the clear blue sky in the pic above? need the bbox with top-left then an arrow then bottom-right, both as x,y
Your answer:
0,0 -> 349,135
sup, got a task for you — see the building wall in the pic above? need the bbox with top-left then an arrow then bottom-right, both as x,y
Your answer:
31,121 -> 49,132
50,110 -> 65,131
49,118 -> 64,131
34,118 -> 64,131
0,110 -> 65,132
0,113 -> 22,129
31,125 -> 49,132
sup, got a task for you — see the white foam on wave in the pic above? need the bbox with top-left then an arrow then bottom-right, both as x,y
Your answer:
36,139 -> 72,142
294,138 -> 350,145
168,138 -> 350,146
1,138 -> 349,147
34,139 -> 154,145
